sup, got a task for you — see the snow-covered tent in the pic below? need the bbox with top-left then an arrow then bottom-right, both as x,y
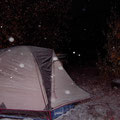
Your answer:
0,46 -> 90,120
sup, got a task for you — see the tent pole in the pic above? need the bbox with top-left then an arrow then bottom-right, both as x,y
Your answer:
48,111 -> 52,120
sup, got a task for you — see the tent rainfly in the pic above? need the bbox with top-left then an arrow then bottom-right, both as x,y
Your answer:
0,46 -> 90,120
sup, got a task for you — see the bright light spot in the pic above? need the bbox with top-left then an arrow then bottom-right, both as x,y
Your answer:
53,57 -> 58,61
58,66 -> 63,70
8,49 -> 11,52
51,98 -> 56,103
65,90 -> 70,94
73,51 -> 75,54
20,53 -> 24,55
44,37 -> 47,40
10,76 -> 13,79
38,25 -> 41,27
8,37 -> 14,42
19,63 -> 24,68
83,28 -> 87,31
0,26 -> 3,28
51,74 -> 55,78
51,75 -> 53,78
71,83 -> 74,85
113,46 -> 115,49
78,54 -> 81,57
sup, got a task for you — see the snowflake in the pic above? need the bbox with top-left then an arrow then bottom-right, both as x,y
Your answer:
73,51 -> 75,54
113,46 -> 115,49
19,63 -> 24,68
8,37 -> 14,42
53,57 -> 58,61
65,90 -> 70,94
8,49 -> 11,52
38,25 -> 41,27
51,75 -> 54,78
58,66 -> 63,70
51,74 -> 55,78
71,82 -> 74,85
10,76 -> 13,79
44,37 -> 47,40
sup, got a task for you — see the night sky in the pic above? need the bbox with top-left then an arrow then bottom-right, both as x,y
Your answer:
0,0 -> 71,51
72,0 -> 113,61
0,0 -> 117,64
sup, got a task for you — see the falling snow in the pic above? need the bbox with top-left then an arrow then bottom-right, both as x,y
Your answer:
44,37 -> 47,40
51,75 -> 54,78
71,82 -> 74,85
73,51 -> 75,54
10,76 -> 13,79
51,76 -> 53,78
58,66 -> 63,70
51,74 -> 55,78
53,57 -> 58,61
19,63 -> 25,68
65,90 -> 70,94
0,0 -> 71,50
8,37 -> 14,42
38,25 -> 41,27
7,49 -> 11,52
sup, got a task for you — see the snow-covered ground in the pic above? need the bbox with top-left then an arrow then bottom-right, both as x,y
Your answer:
55,66 -> 120,120
56,89 -> 120,120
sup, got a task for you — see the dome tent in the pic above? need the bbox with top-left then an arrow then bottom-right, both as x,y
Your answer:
0,46 -> 90,120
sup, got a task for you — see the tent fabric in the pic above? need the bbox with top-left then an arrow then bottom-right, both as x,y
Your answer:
30,47 -> 53,109
51,52 -> 90,108
0,46 -> 48,110
0,46 -> 90,112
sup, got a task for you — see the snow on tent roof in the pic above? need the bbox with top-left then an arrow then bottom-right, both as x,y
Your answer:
0,46 -> 90,111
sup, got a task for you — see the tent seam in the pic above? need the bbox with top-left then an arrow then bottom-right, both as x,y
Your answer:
28,47 -> 47,109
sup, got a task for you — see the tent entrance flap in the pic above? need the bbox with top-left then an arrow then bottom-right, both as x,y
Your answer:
51,52 -> 90,108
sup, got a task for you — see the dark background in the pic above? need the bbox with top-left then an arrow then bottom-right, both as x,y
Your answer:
72,0 -> 113,65
0,0 -> 117,65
